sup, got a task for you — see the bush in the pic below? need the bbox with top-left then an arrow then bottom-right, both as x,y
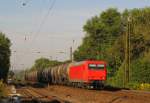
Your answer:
127,82 -> 150,91
0,32 -> 11,82
0,80 -> 7,97
106,63 -> 125,88
139,83 -> 150,91
127,82 -> 140,90
131,53 -> 150,84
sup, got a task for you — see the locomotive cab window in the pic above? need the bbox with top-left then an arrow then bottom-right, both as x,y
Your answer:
97,64 -> 105,69
89,64 -> 104,70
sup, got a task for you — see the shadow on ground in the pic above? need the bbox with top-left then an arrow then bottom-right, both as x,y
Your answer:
103,85 -> 129,91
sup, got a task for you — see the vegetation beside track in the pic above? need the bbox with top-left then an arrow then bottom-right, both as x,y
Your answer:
0,32 -> 11,82
73,7 -> 150,89
0,32 -> 11,97
0,80 -> 7,97
29,58 -> 62,71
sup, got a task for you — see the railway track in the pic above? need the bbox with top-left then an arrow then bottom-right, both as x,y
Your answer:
13,84 -> 150,103
45,85 -> 150,103
16,87 -> 68,103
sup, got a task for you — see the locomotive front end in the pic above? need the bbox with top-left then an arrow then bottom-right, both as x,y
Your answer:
86,61 -> 107,88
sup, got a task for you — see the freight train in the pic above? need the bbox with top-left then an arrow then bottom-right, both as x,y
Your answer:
25,60 -> 107,89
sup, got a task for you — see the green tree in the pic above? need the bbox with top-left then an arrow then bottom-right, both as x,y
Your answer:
131,52 -> 150,83
30,57 -> 62,71
74,8 -> 122,76
0,32 -> 11,82
74,7 -> 150,88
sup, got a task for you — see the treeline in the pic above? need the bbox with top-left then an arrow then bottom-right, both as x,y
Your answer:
28,58 -> 62,71
0,32 -> 11,82
73,7 -> 150,88
27,58 -> 71,72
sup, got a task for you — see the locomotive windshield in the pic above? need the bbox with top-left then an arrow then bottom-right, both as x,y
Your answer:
88,64 -> 104,70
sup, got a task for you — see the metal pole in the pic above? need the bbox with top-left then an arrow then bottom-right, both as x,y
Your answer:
72,40 -> 75,62
128,17 -> 131,83
70,47 -> 73,62
125,16 -> 131,87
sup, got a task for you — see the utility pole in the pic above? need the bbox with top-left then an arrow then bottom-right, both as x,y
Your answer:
70,47 -> 73,62
124,16 -> 131,87
70,39 -> 75,62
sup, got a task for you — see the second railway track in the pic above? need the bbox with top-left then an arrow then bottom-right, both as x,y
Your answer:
16,86 -> 68,103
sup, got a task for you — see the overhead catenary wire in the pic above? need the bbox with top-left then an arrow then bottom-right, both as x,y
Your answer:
32,0 -> 56,41
20,0 -> 56,43
26,0 -> 56,55
25,0 -> 56,58
13,0 -> 57,70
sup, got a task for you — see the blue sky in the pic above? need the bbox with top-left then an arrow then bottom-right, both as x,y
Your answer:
0,0 -> 149,70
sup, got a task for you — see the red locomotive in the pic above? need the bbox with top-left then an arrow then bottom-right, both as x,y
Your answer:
25,60 -> 107,89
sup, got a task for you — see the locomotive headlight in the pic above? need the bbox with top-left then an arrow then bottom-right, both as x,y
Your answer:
102,76 -> 105,80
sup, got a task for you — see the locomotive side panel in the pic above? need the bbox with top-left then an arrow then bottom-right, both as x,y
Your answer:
69,63 -> 87,82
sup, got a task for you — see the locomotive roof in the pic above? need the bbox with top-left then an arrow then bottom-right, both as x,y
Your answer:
71,60 -> 106,66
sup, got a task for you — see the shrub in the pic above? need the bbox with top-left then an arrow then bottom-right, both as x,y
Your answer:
127,82 -> 140,90
139,83 -> 150,91
0,80 -> 7,97
127,82 -> 150,91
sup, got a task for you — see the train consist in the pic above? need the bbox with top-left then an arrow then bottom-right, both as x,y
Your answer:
25,60 -> 107,89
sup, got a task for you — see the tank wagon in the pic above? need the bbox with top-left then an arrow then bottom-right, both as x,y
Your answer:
25,60 -> 107,89
25,71 -> 38,84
